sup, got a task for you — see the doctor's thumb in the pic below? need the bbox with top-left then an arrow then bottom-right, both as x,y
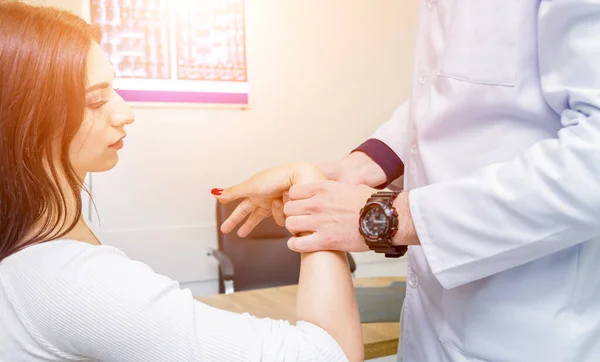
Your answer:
287,234 -> 321,254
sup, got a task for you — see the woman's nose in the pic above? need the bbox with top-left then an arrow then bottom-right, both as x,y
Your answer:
110,96 -> 135,127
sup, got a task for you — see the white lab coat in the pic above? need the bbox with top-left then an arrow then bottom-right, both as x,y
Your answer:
371,0 -> 600,361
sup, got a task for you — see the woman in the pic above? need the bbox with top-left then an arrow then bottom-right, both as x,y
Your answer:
0,2 -> 362,361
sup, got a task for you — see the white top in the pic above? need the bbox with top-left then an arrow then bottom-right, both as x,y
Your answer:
369,0 -> 600,361
0,240 -> 346,362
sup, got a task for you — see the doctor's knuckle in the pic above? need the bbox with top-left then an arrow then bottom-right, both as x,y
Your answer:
306,202 -> 321,213
285,218 -> 299,233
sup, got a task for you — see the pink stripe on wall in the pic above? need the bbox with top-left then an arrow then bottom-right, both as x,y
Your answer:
117,90 -> 248,104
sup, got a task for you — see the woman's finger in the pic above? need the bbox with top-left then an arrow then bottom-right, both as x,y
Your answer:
214,163 -> 300,204
238,206 -> 271,237
220,198 -> 255,234
216,178 -> 259,204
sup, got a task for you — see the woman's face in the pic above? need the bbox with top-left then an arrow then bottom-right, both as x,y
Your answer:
69,42 -> 134,176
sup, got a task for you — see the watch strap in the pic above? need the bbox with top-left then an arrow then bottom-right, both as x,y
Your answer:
368,243 -> 408,258
367,191 -> 399,202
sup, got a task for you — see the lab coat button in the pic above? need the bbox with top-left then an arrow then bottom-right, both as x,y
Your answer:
408,271 -> 419,288
425,0 -> 436,10
409,143 -> 418,155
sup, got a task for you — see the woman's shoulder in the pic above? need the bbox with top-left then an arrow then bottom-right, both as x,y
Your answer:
0,238 -> 175,307
0,239 -> 167,331
0,239 -> 135,301
1,239 -> 127,273
0,241 -> 191,360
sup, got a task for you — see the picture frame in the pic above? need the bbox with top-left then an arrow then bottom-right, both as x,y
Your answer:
82,0 -> 250,108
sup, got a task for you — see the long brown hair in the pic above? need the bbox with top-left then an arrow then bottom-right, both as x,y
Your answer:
0,1 -> 101,261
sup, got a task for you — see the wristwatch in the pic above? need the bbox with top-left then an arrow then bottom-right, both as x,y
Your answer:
359,191 -> 408,258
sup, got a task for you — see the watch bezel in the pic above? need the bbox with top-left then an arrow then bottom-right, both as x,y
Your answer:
359,198 -> 398,243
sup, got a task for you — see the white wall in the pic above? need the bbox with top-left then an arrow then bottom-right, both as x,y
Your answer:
47,0 -> 418,295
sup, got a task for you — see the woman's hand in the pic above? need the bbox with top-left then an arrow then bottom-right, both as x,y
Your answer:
212,161 -> 324,237
212,161 -> 364,362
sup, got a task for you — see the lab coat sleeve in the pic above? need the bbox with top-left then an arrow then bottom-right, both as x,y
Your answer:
409,0 -> 600,289
353,100 -> 409,185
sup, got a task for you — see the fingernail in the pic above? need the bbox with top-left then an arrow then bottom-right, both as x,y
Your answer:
211,188 -> 223,196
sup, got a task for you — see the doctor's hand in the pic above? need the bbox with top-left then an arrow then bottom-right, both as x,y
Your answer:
283,180 -> 376,253
317,151 -> 387,187
284,181 -> 419,253
212,162 -> 325,237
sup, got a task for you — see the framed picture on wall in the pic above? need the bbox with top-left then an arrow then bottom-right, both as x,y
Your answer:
82,0 -> 249,107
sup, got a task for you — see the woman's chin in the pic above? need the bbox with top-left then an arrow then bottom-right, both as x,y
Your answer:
90,155 -> 119,173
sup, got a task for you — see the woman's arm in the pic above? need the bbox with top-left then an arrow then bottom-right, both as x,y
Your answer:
5,240 -> 357,361
292,163 -> 363,362
6,162 -> 362,362
297,252 -> 362,361
215,162 -> 363,361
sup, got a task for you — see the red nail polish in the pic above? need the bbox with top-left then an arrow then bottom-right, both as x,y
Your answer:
211,188 -> 223,196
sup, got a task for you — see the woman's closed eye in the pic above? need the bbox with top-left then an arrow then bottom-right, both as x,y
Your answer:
87,99 -> 108,110
86,88 -> 120,110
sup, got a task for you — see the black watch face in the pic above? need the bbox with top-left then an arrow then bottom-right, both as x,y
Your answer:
361,204 -> 389,239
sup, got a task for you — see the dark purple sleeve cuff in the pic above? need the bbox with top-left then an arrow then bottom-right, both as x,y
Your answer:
352,138 -> 404,189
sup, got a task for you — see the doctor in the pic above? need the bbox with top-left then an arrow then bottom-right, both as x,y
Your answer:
218,0 -> 600,361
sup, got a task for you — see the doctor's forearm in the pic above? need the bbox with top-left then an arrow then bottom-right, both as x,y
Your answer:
390,191 -> 419,246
